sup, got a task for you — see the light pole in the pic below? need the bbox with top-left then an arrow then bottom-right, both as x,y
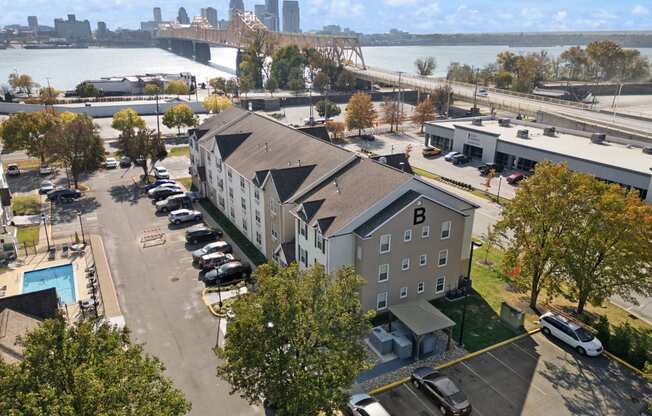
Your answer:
458,240 -> 483,347
77,210 -> 86,244
155,92 -> 161,141
41,213 -> 50,250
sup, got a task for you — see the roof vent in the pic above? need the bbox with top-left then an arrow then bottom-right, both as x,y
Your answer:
378,156 -> 387,164
543,127 -> 556,137
643,146 -> 652,155
591,133 -> 606,144
516,129 -> 529,139
472,119 -> 483,126
498,118 -> 511,127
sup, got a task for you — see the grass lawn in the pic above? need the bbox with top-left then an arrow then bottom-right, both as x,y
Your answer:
11,195 -> 42,215
168,146 -> 190,157
16,225 -> 40,245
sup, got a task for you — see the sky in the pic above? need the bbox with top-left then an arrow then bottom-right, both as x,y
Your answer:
1,0 -> 651,34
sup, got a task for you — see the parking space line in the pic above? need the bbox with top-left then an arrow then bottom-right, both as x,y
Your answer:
403,383 -> 441,414
460,361 -> 520,410
486,350 -> 548,396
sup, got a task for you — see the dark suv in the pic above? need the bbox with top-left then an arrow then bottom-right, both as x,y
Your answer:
452,154 -> 470,165
185,225 -> 222,244
46,188 -> 82,201
478,163 -> 503,176
203,261 -> 252,286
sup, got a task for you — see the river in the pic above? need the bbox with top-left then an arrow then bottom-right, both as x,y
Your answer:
1,45 -> 651,91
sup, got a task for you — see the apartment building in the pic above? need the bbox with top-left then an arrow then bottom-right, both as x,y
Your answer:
190,108 -> 478,312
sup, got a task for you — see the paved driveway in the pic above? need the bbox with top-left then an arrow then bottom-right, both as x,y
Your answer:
375,332 -> 651,416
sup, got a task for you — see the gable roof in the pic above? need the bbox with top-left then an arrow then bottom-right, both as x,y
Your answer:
371,153 -> 414,175
269,165 -> 317,202
296,126 -> 330,141
214,132 -> 251,160
0,308 -> 42,364
0,288 -> 59,320
298,199 -> 325,222
354,190 -> 422,238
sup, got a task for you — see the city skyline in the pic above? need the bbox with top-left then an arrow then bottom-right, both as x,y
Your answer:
1,0 -> 651,34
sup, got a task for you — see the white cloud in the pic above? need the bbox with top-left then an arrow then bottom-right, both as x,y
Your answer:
555,10 -> 567,22
632,5 -> 649,16
383,0 -> 420,5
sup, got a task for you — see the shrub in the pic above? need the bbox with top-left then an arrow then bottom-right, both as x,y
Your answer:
594,315 -> 611,350
628,329 -> 651,370
609,322 -> 633,360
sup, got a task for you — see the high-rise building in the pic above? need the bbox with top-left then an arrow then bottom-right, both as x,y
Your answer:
254,4 -> 266,20
282,1 -> 300,33
177,7 -> 190,24
229,0 -> 245,19
54,14 -> 92,41
153,7 -> 162,22
265,0 -> 279,31
201,7 -> 218,26
96,21 -> 108,39
27,16 -> 38,33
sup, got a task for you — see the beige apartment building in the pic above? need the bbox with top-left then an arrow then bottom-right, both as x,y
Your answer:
189,108 -> 478,312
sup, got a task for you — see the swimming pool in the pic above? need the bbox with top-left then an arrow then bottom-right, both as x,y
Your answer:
23,264 -> 76,305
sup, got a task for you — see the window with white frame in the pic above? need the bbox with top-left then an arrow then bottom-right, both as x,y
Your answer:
240,176 -> 245,189
356,246 -> 362,261
228,187 -> 234,199
229,207 -> 235,218
255,210 -> 261,224
404,229 -> 412,242
417,281 -> 425,294
438,249 -> 448,267
378,264 -> 389,282
441,221 -> 451,239
227,169 -> 233,181
255,232 -> 262,245
419,254 -> 427,267
401,258 -> 410,271
254,189 -> 260,201
271,222 -> 279,240
218,179 -> 224,190
241,197 -> 247,210
299,247 -> 308,266
242,219 -> 248,231
376,292 -> 388,311
435,276 -> 446,294
379,234 -> 391,254
421,225 -> 430,239
216,159 -> 222,171
315,231 -> 324,252
400,287 -> 408,299
299,220 -> 308,238
218,196 -> 225,207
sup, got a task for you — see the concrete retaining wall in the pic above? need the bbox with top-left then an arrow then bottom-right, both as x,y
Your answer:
0,101 -> 206,117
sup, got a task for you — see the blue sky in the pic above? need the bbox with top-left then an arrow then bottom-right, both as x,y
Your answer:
1,0 -> 651,33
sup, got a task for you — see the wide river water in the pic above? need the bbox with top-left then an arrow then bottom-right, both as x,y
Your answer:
1,45 -> 652,91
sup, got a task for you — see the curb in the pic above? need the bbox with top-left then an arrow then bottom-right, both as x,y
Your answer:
201,287 -> 220,317
368,328 -> 541,396
603,351 -> 646,377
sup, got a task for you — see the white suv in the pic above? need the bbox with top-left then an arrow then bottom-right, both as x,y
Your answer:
154,166 -> 170,179
538,312 -> 603,356
168,209 -> 202,225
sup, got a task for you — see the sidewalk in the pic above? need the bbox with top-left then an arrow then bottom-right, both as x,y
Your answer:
90,235 -> 124,328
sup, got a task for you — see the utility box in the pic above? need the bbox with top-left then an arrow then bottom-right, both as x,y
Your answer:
500,302 -> 524,331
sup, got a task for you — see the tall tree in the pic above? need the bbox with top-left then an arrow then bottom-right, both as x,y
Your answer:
494,161 -> 582,311
335,70 -> 355,91
560,46 -> 589,80
216,263 -> 372,416
381,98 -> 402,133
313,71 -> 330,94
203,95 -> 233,113
0,317 -> 190,415
264,77 -> 278,97
431,86 -> 453,114
75,81 -> 100,98
38,86 -> 60,105
239,29 -> 272,89
129,128 -> 167,182
446,63 -> 475,83
556,179 -> 652,314
411,98 -> 435,132
49,114 -> 105,188
144,83 -> 161,95
166,80 -> 190,96
345,92 -> 376,136
271,45 -> 306,89
0,111 -> 58,163
415,57 -> 436,76
8,73 -> 37,95
586,40 -> 625,80
162,104 -> 198,135
208,77 -> 227,94
112,108 -> 146,157
239,76 -> 253,98
315,99 -> 341,118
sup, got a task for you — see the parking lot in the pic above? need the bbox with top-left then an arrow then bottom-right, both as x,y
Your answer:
375,332 -> 651,416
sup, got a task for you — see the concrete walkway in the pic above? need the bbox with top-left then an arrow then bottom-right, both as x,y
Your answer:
90,235 -> 123,327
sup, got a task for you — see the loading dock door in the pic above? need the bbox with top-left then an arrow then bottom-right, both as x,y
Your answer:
463,144 -> 483,160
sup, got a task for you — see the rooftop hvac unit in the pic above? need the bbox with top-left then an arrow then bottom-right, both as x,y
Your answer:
498,118 -> 511,127
543,127 -> 556,137
516,129 -> 529,139
591,133 -> 606,144
472,119 -> 483,126
643,146 -> 652,155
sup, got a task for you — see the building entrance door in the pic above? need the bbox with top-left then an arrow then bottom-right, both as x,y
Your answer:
463,144 -> 483,160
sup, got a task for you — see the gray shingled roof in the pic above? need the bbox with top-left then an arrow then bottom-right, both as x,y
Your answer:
354,190 -> 421,238
371,153 -> 414,175
214,133 -> 251,160
269,165 -> 317,202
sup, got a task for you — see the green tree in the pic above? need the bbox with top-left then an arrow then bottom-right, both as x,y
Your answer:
560,46 -> 589,80
216,263 -> 372,416
345,92 -> 376,136
415,57 -> 436,76
335,70 -> 355,91
39,86 -> 60,105
203,94 -> 233,113
239,76 -> 253,98
225,78 -> 239,97
144,83 -> 161,95
0,111 -> 58,163
208,77 -> 227,94
271,45 -> 306,89
0,317 -> 190,415
645,362 -> 652,413
9,73 -> 37,95
166,80 -> 190,96
112,108 -> 145,133
315,99 -> 341,118
48,114 -> 105,188
162,104 -> 198,135
264,77 -> 278,97
494,162 -> 582,311
313,71 -> 330,93
75,81 -> 100,98
287,78 -> 304,96
621,49 -> 651,81
494,71 -> 513,89
496,51 -> 518,72
447,62 -> 475,83
431,85 -> 453,114
130,128 -> 167,182
586,40 -> 625,80
411,97 -> 435,132
239,29 -> 272,89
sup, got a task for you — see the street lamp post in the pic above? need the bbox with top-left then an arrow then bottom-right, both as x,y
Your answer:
77,210 -> 86,244
41,213 -> 50,250
458,240 -> 483,347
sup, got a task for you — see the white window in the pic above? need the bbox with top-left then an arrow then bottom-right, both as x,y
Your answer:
400,287 -> 408,299
228,187 -> 234,199
229,207 -> 235,218
421,225 -> 430,239
417,281 -> 425,294
299,220 -> 308,238
218,179 -> 224,190
242,219 -> 248,231
438,249 -> 448,267
379,234 -> 391,254
271,222 -> 279,240
299,247 -> 308,266
241,197 -> 247,210
315,231 -> 324,252
255,232 -> 262,245
401,258 -> 410,271
227,169 -> 233,181
270,200 -> 278,215
216,159 -> 222,171
255,210 -> 261,224
419,254 -> 427,267
376,292 -> 388,311
441,221 -> 451,240
240,176 -> 245,189
218,196 -> 225,207
403,229 -> 412,242
435,276 -> 446,294
378,264 -> 389,282
254,189 -> 260,201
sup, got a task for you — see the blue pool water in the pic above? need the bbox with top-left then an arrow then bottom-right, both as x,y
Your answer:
23,264 -> 76,305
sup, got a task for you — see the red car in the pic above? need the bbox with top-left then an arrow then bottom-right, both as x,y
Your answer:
507,172 -> 526,185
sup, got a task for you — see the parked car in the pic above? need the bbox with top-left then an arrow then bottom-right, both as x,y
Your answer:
104,158 -> 118,169
119,156 -> 132,167
411,367 -> 472,416
191,241 -> 233,263
422,146 -> 442,157
444,151 -> 461,161
134,157 -> 146,166
477,88 -> 489,97
478,163 -> 503,175
199,252 -> 236,270
144,179 -> 177,192
506,172 -> 526,184
185,225 -> 222,244
39,164 -> 53,175
151,187 -> 184,201
46,187 -> 82,201
538,312 -> 603,356
148,184 -> 182,198
346,394 -> 391,416
168,209 -> 202,225
39,180 -> 55,195
153,166 -> 170,179
6,164 -> 20,176
155,194 -> 191,213
203,261 -> 252,286
452,154 -> 471,165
